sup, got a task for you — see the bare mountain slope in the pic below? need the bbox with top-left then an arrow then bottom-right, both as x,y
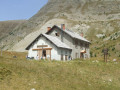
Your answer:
0,20 -> 26,49
0,0 -> 120,55
0,20 -> 26,39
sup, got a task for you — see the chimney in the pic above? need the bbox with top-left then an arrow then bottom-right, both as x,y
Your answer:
47,27 -> 51,31
81,32 -> 84,37
61,24 -> 65,30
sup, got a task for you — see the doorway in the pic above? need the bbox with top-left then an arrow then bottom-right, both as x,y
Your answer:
43,49 -> 46,58
35,48 -> 52,60
80,53 -> 84,59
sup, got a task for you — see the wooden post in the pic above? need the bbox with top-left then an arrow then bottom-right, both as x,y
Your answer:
103,48 -> 108,63
104,54 -> 105,62
106,54 -> 107,63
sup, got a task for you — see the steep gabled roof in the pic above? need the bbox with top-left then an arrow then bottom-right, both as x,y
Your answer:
43,34 -> 71,49
46,25 -> 90,43
26,34 -> 72,50
26,25 -> 90,50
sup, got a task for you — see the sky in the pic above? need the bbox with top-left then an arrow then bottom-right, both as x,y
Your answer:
0,0 -> 48,21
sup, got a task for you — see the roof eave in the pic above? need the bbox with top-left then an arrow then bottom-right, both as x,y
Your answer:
25,34 -> 43,50
59,47 -> 72,50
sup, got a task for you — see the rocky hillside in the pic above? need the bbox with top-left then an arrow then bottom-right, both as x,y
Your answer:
0,20 -> 26,39
0,20 -> 26,49
0,0 -> 120,58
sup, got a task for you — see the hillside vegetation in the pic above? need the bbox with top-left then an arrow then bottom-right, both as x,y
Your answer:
0,51 -> 120,90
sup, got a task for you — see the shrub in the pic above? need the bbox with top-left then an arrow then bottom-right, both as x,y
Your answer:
94,54 -> 97,57
110,36 -> 112,40
115,33 -> 117,36
90,51 -> 93,57
112,47 -> 115,51
113,38 -> 116,40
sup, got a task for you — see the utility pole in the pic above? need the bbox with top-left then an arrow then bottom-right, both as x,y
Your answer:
102,48 -> 109,63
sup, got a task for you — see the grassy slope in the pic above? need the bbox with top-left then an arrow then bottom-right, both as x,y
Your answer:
0,52 -> 120,90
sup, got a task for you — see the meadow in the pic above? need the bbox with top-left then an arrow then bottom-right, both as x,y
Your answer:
0,51 -> 120,90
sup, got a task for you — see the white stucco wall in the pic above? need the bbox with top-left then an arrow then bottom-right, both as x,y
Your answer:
28,36 -> 71,61
58,48 -> 72,61
28,27 -> 90,60
48,27 -> 90,59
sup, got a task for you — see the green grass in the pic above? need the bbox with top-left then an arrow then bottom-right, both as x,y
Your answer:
0,52 -> 120,90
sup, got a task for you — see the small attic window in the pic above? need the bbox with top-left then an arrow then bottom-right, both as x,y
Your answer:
55,33 -> 60,37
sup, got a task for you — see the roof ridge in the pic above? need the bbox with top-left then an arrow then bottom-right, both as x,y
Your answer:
46,25 -> 90,43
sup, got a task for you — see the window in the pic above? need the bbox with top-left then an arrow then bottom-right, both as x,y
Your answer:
65,51 -> 67,55
61,54 -> 63,61
55,33 -> 60,37
65,55 -> 68,61
65,51 -> 68,61
80,41 -> 83,47
61,51 -> 63,61
87,44 -> 89,48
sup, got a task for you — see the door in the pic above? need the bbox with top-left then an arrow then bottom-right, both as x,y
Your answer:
80,53 -> 84,59
43,49 -> 46,59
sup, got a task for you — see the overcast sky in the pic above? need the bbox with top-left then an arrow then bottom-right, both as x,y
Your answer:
0,0 -> 48,21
